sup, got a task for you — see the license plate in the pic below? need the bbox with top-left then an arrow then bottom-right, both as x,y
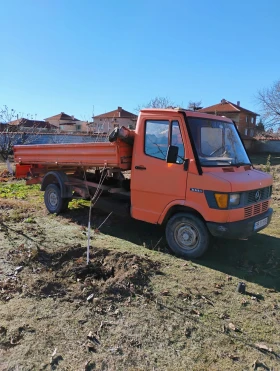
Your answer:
254,217 -> 268,231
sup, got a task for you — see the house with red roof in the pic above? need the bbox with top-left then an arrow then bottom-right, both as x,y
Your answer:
90,106 -> 138,134
8,118 -> 57,131
44,112 -> 88,132
199,99 -> 259,137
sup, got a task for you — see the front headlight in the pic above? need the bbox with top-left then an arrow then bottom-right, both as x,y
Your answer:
229,193 -> 241,206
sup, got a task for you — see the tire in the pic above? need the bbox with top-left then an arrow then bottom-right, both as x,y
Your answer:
165,213 -> 209,259
44,184 -> 69,214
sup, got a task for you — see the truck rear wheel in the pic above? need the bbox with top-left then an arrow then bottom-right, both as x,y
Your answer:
44,184 -> 69,214
165,213 -> 209,259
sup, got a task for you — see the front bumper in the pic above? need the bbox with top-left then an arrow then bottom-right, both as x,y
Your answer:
206,208 -> 273,239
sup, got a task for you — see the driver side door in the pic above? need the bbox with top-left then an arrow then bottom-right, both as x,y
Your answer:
131,117 -> 188,224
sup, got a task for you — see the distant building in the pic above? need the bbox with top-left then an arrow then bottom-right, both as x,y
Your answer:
7,118 -> 57,132
199,99 -> 259,137
90,106 -> 138,134
44,112 -> 88,133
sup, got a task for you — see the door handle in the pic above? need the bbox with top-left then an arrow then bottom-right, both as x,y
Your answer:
135,165 -> 146,170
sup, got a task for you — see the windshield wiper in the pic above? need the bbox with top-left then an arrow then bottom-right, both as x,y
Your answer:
200,159 -> 232,164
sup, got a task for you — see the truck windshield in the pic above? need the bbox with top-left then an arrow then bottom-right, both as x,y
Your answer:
187,117 -> 251,167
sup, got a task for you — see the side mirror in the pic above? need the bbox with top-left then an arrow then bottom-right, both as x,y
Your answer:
166,145 -> 179,163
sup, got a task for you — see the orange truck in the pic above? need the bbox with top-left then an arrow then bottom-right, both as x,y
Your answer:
14,109 -> 273,259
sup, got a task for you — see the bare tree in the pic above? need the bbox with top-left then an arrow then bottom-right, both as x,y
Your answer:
256,80 -> 280,127
187,100 -> 203,111
135,96 -> 181,113
0,105 -> 50,173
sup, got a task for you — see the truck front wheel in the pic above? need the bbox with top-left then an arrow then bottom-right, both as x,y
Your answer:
165,213 -> 209,259
44,184 -> 69,214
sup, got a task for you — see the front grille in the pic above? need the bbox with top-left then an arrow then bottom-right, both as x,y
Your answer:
245,186 -> 272,205
244,200 -> 269,219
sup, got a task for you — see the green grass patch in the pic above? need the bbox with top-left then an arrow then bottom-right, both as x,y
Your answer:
0,181 -> 41,200
68,198 -> 90,209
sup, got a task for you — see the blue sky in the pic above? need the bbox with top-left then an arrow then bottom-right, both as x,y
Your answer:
0,0 -> 279,121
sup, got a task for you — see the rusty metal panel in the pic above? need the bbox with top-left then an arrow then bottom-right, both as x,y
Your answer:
14,140 -> 132,170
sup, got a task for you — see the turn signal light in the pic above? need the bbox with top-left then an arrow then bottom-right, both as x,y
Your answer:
214,193 -> 228,209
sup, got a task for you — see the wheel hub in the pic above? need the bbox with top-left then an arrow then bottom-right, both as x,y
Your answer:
175,223 -> 199,251
49,192 -> 58,207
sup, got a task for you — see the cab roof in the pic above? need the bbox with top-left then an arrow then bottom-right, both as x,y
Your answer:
139,108 -> 233,123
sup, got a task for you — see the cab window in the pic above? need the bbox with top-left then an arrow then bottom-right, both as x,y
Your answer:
145,120 -> 169,160
171,120 -> 185,164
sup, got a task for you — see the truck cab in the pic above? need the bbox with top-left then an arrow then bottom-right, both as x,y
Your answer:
130,109 -> 273,258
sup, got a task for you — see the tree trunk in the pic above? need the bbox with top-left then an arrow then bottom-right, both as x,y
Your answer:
6,158 -> 14,174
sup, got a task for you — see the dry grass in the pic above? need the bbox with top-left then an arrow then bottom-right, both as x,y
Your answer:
0,155 -> 280,370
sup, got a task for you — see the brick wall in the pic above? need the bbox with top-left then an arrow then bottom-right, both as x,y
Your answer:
238,113 -> 256,136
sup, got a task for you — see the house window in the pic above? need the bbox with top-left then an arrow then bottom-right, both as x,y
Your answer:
251,117 -> 254,124
250,129 -> 254,137
246,116 -> 248,123
244,128 -> 248,135
145,120 -> 169,160
76,125 -> 81,131
97,123 -> 104,131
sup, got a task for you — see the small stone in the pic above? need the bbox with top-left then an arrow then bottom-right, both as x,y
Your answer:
87,294 -> 94,302
15,266 -> 23,273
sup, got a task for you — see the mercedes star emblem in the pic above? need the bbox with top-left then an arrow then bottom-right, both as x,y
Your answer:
255,190 -> 261,202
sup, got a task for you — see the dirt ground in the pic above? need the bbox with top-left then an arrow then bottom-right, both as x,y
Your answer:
1,157 -> 280,370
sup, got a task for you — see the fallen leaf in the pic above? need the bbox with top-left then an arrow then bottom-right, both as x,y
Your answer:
50,348 -> 57,362
255,343 -> 273,353
214,283 -> 223,289
87,332 -> 100,345
228,323 -> 240,332
87,331 -> 94,339
190,309 -> 201,316
160,290 -> 170,296
267,288 -> 277,293
201,295 -> 214,306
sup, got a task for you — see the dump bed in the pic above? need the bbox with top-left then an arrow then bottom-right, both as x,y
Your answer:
14,139 -> 132,170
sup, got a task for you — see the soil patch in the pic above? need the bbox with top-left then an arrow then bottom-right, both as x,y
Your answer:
4,244 -> 160,303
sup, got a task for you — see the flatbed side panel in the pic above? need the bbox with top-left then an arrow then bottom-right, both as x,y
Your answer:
14,140 -> 132,170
